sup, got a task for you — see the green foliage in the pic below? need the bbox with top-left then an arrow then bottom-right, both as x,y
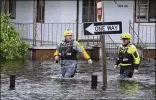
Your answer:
0,13 -> 30,61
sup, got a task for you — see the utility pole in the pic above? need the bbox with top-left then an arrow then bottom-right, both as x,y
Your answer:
96,0 -> 107,90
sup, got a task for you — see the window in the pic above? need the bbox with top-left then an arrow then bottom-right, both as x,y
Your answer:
0,0 -> 2,13
149,0 -> 156,21
82,0 -> 97,22
135,0 -> 155,22
9,0 -> 16,19
36,0 -> 45,23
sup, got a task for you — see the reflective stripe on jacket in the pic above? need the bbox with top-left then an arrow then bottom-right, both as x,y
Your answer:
117,43 -> 140,67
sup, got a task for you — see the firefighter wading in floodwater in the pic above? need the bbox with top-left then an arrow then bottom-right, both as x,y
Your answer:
114,32 -> 141,78
54,29 -> 93,78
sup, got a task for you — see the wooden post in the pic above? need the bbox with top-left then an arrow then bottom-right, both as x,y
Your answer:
87,0 -> 90,46
97,0 -> 107,90
40,0 -> 43,46
101,34 -> 107,90
33,0 -> 37,46
76,0 -> 79,41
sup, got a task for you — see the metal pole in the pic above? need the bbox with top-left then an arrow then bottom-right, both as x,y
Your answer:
129,20 -> 131,34
40,0 -> 43,46
129,20 -> 133,42
133,19 -> 135,43
101,33 -> 107,90
76,0 -> 79,41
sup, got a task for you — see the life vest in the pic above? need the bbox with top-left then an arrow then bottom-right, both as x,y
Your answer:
118,43 -> 134,66
59,40 -> 77,60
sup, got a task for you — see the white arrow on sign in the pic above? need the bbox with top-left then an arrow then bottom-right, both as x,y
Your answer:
85,24 -> 95,34
85,24 -> 120,34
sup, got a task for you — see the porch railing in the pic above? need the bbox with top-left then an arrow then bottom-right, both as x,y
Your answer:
129,20 -> 154,61
129,20 -> 155,47
12,22 -> 116,46
12,22 -> 119,60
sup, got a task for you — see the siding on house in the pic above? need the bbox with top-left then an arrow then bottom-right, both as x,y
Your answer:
104,1 -> 155,44
103,1 -> 134,43
11,1 -> 33,23
45,1 -> 82,23
10,1 -> 155,45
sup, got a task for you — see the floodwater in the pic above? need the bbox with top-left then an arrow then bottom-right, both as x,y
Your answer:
1,58 -> 155,100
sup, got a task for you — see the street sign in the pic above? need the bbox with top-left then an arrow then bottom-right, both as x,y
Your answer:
97,0 -> 103,22
84,21 -> 122,35
84,21 -> 122,90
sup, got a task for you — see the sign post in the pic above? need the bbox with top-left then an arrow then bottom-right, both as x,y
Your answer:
97,0 -> 107,89
83,21 -> 122,89
101,33 -> 107,89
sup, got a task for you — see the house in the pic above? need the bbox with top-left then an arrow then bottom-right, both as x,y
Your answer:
0,0 -> 155,46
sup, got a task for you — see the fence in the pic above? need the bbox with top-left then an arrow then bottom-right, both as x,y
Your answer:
129,20 -> 155,60
12,22 -> 118,46
12,22 -> 99,46
12,21 -> 155,61
129,20 -> 155,47
12,22 -> 119,59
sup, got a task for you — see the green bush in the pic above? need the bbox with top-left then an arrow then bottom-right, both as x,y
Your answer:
0,13 -> 30,61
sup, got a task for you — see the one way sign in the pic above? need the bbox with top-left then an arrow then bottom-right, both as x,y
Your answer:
83,21 -> 122,35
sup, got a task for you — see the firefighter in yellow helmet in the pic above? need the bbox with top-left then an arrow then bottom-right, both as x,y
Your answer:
114,32 -> 140,78
54,29 -> 92,78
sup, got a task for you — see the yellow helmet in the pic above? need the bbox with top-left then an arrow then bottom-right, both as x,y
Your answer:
121,32 -> 131,39
64,29 -> 73,37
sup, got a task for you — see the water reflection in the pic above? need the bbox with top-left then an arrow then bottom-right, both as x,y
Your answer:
119,80 -> 139,96
0,59 -> 26,76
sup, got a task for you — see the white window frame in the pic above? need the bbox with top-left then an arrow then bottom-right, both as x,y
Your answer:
149,0 -> 156,22
135,0 -> 155,23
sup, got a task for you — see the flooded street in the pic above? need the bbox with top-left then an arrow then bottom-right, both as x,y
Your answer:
1,59 -> 155,100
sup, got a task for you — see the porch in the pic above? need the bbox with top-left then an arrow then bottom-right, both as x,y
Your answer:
12,21 -> 155,61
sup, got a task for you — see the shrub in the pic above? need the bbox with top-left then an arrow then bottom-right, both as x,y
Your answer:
0,13 -> 29,61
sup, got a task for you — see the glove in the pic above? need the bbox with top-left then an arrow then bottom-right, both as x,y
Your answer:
134,69 -> 138,73
88,59 -> 93,64
114,65 -> 118,72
